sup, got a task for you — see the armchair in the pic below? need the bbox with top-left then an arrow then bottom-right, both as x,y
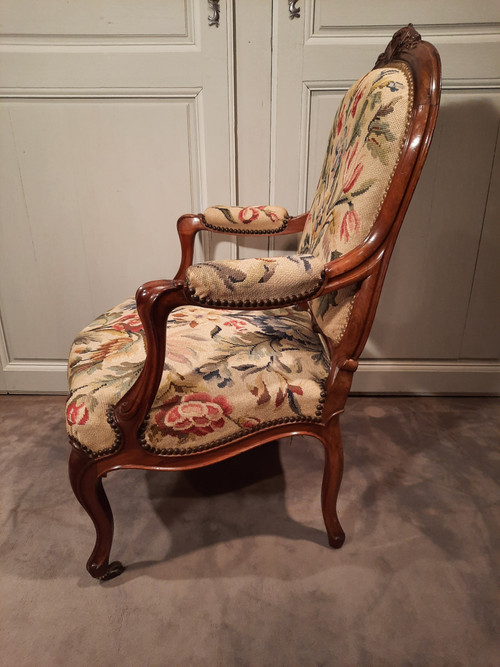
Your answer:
67,25 -> 441,580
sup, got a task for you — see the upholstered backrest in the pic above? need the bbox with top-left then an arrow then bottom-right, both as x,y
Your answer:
299,65 -> 414,344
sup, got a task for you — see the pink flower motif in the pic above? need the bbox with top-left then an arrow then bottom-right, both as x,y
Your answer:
156,392 -> 233,437
340,208 -> 360,243
241,417 -> 261,429
336,109 -> 345,135
257,206 -> 279,223
166,338 -> 194,365
238,207 -> 261,223
351,89 -> 364,117
112,313 -> 143,332
223,319 -> 247,331
67,401 -> 89,426
342,141 -> 363,193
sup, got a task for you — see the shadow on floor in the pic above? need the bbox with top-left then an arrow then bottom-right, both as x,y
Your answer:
118,442 -> 331,583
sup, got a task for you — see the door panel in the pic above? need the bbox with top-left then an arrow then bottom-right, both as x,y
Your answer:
311,1 -> 500,35
367,90 -> 500,360
1,97 -> 200,357
0,0 -> 193,42
0,0 -> 235,392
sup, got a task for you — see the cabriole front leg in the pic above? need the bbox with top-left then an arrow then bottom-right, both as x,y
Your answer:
68,448 -> 125,580
320,416 -> 346,548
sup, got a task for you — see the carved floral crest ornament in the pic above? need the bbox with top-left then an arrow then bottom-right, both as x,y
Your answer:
375,23 -> 422,67
66,26 -> 441,580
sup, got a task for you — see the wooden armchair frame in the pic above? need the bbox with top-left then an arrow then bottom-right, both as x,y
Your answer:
69,25 -> 441,580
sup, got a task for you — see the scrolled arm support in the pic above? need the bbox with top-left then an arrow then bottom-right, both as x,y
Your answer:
114,280 -> 188,435
174,215 -> 205,281
319,243 -> 385,296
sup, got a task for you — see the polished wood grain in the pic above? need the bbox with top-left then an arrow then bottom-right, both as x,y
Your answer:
69,25 -> 441,580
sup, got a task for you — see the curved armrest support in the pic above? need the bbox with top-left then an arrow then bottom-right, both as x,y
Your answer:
114,280 -> 188,435
175,214 -> 205,280
321,246 -> 383,293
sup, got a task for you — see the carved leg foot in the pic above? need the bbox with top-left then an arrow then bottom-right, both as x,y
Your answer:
327,529 -> 346,549
96,561 -> 126,581
69,449 -> 123,580
321,416 -> 346,549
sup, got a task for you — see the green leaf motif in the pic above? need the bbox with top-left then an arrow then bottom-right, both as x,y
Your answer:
351,178 -> 376,198
366,119 -> 396,165
218,207 -> 237,224
316,292 -> 338,320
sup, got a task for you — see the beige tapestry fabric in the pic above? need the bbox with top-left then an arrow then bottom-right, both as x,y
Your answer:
300,65 -> 413,344
185,254 -> 325,307
66,299 -> 329,456
204,205 -> 289,233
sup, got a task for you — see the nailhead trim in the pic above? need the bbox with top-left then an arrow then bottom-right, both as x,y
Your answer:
140,415 -> 322,456
187,268 -> 325,309
68,406 -> 122,459
203,217 -> 289,235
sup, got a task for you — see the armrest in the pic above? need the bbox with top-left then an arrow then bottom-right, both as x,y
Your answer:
185,254 -> 325,308
203,205 -> 289,234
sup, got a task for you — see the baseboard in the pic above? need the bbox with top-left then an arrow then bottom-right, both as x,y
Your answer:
2,360 -> 499,396
0,361 -> 68,394
352,360 -> 500,395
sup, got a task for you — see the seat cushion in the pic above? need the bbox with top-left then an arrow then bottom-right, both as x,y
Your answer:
66,299 -> 330,457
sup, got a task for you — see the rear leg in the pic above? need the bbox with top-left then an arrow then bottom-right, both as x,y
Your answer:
320,416 -> 346,548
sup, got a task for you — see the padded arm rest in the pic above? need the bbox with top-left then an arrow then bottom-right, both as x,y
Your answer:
203,205 -> 289,234
185,254 -> 325,308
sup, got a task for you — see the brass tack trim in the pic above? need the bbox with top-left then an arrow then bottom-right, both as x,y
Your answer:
203,217 -> 290,235
68,405 -> 123,460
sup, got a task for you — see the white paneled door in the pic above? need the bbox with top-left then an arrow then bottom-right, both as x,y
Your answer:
0,0 -> 236,391
271,2 -> 500,393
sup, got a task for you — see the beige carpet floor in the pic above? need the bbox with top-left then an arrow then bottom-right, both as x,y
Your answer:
1,395 -> 499,666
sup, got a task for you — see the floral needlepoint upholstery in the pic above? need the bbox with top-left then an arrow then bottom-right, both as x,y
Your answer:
300,65 -> 413,343
203,205 -> 289,233
186,254 -> 325,307
66,299 -> 329,456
